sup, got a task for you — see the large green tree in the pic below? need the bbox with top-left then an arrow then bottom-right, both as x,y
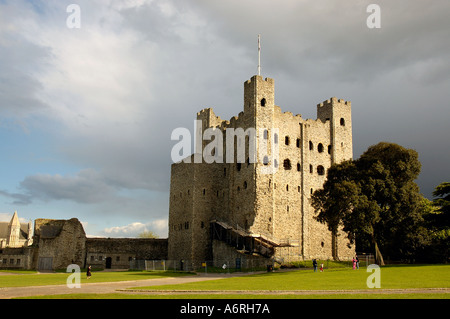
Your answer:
422,182 -> 450,262
431,182 -> 450,229
312,142 -> 425,265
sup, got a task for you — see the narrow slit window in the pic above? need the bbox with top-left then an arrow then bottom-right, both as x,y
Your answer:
261,98 -> 266,106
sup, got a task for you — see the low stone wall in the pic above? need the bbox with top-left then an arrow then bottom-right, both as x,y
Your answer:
86,238 -> 168,269
0,247 -> 36,270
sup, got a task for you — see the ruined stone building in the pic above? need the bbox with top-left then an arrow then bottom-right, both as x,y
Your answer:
0,212 -> 167,270
168,75 -> 355,267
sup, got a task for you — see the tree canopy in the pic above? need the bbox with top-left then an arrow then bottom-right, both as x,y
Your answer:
137,230 -> 158,238
431,182 -> 450,229
312,142 -> 427,265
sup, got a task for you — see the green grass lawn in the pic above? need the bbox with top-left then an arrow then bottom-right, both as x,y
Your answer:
0,270 -> 191,288
133,264 -> 450,291
4,265 -> 450,299
19,292 -> 449,299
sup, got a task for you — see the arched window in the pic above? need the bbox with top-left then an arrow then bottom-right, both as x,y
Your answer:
340,118 -> 345,126
263,156 -> 269,165
274,133 -> 278,144
309,141 -> 314,150
296,138 -> 300,148
285,136 -> 290,145
237,163 -> 241,171
286,184 -> 289,191
297,163 -> 301,171
317,165 -> 325,175
261,98 -> 266,106
318,143 -> 324,153
283,159 -> 292,170
263,129 -> 268,139
310,164 -> 313,173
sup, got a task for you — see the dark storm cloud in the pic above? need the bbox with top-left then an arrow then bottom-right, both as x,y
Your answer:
18,169 -> 115,204
1,0 -> 448,228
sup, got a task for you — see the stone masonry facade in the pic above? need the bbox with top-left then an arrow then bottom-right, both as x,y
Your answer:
0,217 -> 168,271
168,75 -> 355,266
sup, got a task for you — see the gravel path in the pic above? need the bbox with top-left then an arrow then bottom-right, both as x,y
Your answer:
0,273 -> 243,299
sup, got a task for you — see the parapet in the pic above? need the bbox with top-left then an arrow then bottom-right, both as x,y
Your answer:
317,97 -> 351,107
196,107 -> 213,117
244,75 -> 274,85
197,108 -> 224,128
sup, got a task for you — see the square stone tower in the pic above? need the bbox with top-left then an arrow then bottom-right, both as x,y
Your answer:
168,75 -> 354,267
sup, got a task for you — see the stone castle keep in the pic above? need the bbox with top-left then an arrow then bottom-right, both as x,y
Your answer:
168,75 -> 355,267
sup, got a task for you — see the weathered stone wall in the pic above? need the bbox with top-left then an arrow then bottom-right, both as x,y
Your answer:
86,238 -> 168,269
168,75 -> 355,264
0,247 -> 36,269
36,218 -> 87,270
168,159 -> 195,261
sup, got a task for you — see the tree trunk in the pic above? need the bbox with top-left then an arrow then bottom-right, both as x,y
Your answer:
373,238 -> 385,266
332,230 -> 340,261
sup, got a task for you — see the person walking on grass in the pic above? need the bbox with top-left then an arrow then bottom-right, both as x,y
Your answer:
320,263 -> 324,272
352,257 -> 356,270
313,259 -> 318,272
87,265 -> 92,279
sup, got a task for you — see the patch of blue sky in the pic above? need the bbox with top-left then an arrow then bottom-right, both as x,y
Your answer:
0,123 -> 81,189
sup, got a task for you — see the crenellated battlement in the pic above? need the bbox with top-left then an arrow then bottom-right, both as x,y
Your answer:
244,75 -> 274,85
317,97 -> 351,107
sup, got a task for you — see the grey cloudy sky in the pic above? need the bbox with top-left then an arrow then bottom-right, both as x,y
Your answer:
0,0 -> 449,237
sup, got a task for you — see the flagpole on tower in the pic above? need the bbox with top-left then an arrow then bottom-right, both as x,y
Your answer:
257,34 -> 261,76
